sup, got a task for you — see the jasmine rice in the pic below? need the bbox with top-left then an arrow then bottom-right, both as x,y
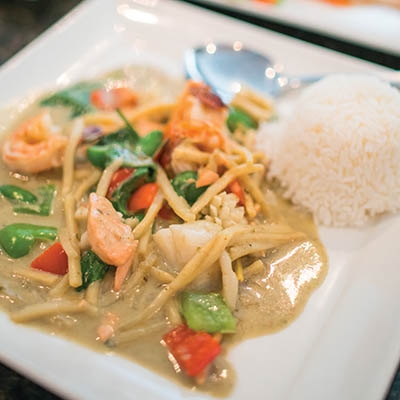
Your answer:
263,74 -> 400,227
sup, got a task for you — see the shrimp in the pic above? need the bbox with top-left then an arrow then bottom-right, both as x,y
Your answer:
87,193 -> 138,291
2,112 -> 68,174
166,81 -> 228,151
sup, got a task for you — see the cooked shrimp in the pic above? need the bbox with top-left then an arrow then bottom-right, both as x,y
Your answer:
2,112 -> 68,174
87,193 -> 138,291
166,81 -> 228,151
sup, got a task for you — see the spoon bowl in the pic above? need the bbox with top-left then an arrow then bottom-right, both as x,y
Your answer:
185,43 -> 400,103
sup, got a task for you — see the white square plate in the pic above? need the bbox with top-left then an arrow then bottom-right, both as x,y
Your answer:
0,1 -> 400,399
188,0 -> 400,55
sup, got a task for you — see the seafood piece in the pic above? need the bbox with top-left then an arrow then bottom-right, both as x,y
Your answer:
166,81 -> 228,151
2,112 -> 68,174
87,193 -> 138,291
153,221 -> 221,268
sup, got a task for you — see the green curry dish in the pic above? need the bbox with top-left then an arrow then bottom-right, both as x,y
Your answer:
181,292 -> 237,334
226,107 -> 258,133
40,81 -> 103,118
86,127 -> 157,170
110,167 -> 156,218
0,223 -> 57,259
76,250 -> 111,291
5,184 -> 57,217
171,171 -> 208,206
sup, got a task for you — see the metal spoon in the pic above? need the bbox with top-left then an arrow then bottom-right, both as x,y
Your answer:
185,43 -> 400,103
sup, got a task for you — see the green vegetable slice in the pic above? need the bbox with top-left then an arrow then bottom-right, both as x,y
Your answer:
137,130 -> 163,157
171,171 -> 207,206
0,223 -> 57,258
9,184 -> 56,216
181,292 -> 237,334
227,107 -> 258,133
77,250 -> 110,291
0,185 -> 38,203
40,81 -> 103,118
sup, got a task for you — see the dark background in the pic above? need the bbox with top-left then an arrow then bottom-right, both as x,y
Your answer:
0,0 -> 399,399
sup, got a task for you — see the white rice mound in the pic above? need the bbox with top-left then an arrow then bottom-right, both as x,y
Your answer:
263,74 -> 400,227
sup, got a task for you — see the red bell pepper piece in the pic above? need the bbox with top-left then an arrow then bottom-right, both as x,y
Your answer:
106,168 -> 135,199
31,242 -> 68,275
127,182 -> 158,213
162,324 -> 221,377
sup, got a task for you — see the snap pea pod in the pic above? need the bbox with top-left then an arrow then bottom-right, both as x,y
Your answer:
0,223 -> 57,258
0,185 -> 38,204
171,171 -> 208,206
181,292 -> 237,334
226,107 -> 258,133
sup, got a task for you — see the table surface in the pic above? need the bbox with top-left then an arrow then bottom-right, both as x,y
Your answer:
0,0 -> 399,399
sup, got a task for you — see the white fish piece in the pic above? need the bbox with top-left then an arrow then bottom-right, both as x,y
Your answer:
153,221 -> 222,269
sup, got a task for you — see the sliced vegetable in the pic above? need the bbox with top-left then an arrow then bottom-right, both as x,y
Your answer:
31,242 -> 68,275
12,184 -> 56,216
40,81 -> 103,118
0,223 -> 57,258
106,168 -> 135,198
127,182 -> 158,213
226,107 -> 258,133
0,185 -> 38,203
162,324 -> 221,377
171,171 -> 208,206
77,250 -> 110,291
137,130 -> 164,157
90,87 -> 138,110
110,167 -> 155,218
181,292 -> 237,333
36,184 -> 56,216
227,179 -> 245,206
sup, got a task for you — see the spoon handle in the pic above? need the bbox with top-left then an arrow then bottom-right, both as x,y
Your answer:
287,72 -> 400,92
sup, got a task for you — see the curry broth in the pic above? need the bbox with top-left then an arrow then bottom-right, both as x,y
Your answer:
0,67 -> 327,397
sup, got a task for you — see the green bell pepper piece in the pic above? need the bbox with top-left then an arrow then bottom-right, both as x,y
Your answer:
12,184 -> 56,217
0,223 -> 57,258
227,107 -> 258,133
0,185 -> 38,204
76,250 -> 110,291
137,130 -> 163,157
171,171 -> 207,206
181,292 -> 237,334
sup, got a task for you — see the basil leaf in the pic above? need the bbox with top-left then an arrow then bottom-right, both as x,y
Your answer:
40,81 -> 103,118
76,250 -> 110,291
